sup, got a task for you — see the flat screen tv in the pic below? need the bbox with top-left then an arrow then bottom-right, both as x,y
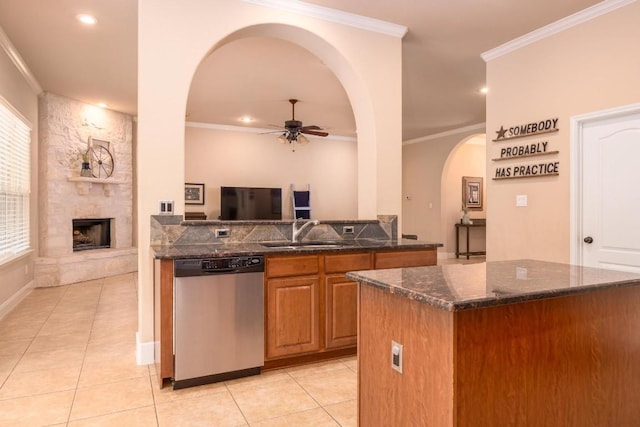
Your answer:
220,186 -> 282,220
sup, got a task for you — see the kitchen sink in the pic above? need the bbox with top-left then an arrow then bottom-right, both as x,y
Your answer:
260,241 -> 353,250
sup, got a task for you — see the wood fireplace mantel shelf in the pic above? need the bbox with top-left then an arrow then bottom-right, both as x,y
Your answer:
67,177 -> 125,196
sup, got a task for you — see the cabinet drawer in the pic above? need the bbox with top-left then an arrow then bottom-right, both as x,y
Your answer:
324,252 -> 371,274
374,249 -> 436,269
266,255 -> 319,278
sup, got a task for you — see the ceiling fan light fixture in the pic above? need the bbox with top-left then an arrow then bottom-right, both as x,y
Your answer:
277,133 -> 288,144
297,134 -> 309,145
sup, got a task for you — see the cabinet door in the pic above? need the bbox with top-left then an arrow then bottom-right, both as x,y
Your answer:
266,276 -> 320,359
374,249 -> 437,269
325,274 -> 358,349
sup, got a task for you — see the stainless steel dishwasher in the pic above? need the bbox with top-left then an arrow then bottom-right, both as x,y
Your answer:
173,256 -> 264,389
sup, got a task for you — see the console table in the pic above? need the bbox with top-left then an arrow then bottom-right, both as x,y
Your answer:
455,219 -> 486,259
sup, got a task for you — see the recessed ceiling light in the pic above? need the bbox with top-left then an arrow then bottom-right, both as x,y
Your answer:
239,116 -> 254,123
480,86 -> 488,94
76,14 -> 97,25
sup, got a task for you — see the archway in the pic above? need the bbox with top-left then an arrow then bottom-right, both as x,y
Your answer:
137,2 -> 403,362
184,23 -> 379,218
440,134 -> 486,258
183,31 -> 359,220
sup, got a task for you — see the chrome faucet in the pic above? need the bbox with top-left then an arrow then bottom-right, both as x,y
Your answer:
292,219 -> 319,242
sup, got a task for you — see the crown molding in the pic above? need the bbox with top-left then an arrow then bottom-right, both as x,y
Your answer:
0,25 -> 42,94
241,0 -> 408,38
482,0 -> 636,62
186,121 -> 357,142
403,123 -> 486,145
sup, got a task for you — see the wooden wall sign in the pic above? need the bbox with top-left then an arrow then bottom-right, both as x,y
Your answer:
492,117 -> 560,180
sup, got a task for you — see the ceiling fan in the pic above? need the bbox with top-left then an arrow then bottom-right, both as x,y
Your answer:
272,99 -> 329,147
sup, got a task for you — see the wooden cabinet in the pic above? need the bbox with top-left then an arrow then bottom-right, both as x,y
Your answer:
155,246 -> 438,382
375,249 -> 437,269
264,249 -> 438,364
265,255 -> 320,360
153,258 -> 174,382
265,252 -> 370,363
325,275 -> 358,349
266,276 -> 320,359
324,252 -> 371,349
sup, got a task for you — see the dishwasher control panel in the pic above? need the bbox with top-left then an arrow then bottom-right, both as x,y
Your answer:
174,256 -> 264,277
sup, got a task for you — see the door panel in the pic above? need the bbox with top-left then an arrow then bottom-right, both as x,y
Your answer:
582,112 -> 640,273
326,275 -> 358,349
266,276 -> 320,359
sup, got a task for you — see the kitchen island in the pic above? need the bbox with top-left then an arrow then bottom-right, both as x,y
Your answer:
348,260 -> 640,426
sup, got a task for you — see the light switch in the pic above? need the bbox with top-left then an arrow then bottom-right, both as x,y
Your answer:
516,195 -> 528,207
158,200 -> 174,215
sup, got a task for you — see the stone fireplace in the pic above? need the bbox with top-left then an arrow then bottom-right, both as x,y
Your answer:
35,93 -> 137,287
72,218 -> 112,252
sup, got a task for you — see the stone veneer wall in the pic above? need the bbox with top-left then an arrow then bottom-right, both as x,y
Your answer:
35,93 -> 137,287
151,215 -> 398,246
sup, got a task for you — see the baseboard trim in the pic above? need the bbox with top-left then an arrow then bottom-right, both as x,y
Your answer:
0,280 -> 34,320
136,332 -> 155,366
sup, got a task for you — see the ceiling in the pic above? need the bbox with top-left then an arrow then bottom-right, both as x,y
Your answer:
0,0 -> 602,141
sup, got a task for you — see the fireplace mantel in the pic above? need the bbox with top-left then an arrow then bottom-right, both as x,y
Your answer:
67,176 -> 126,196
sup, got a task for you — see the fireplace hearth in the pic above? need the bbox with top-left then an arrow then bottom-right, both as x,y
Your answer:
73,218 -> 112,251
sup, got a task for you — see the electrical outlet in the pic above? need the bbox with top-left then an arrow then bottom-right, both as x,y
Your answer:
516,195 -> 528,207
215,228 -> 230,238
391,340 -> 403,373
343,226 -> 355,234
516,267 -> 528,280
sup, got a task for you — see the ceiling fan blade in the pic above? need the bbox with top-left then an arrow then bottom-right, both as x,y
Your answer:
301,125 -> 322,131
301,129 -> 329,137
259,130 -> 286,135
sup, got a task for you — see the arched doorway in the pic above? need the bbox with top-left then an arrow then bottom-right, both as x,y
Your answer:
440,134 -> 486,258
136,4 -> 403,360
183,34 -> 358,220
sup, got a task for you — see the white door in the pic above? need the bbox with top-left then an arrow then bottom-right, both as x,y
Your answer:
580,110 -> 640,273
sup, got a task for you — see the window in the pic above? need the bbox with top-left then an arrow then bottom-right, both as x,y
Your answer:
0,97 -> 31,262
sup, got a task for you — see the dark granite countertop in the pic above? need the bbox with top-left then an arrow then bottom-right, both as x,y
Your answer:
346,259 -> 640,311
151,238 -> 442,259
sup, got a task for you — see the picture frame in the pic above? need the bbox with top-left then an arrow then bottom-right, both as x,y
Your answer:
185,183 -> 205,205
462,176 -> 483,210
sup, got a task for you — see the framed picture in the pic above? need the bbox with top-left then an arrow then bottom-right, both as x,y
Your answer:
185,183 -> 205,205
462,176 -> 483,210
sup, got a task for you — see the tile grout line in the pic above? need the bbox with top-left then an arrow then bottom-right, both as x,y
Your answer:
224,382 -> 251,426
284,369 -> 339,425
0,286 -> 70,391
65,278 -> 105,425
286,361 -> 356,426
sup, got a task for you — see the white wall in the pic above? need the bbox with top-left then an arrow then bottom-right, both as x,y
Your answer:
0,35 -> 39,314
485,1 -> 640,262
185,126 -> 357,220
137,0 -> 403,355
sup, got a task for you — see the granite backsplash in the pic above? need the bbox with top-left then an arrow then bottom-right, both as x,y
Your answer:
151,215 -> 397,246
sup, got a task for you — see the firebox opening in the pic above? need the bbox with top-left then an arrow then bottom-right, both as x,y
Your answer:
72,218 -> 112,252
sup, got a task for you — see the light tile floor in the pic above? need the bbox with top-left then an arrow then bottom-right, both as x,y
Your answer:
0,274 -> 357,426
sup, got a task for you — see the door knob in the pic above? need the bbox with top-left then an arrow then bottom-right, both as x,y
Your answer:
583,236 -> 594,244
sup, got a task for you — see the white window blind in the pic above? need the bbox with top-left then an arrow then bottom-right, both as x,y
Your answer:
0,98 -> 31,262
